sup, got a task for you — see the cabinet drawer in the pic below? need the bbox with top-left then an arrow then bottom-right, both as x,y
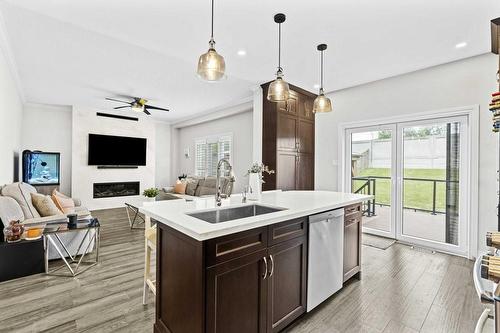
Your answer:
206,227 -> 268,267
345,215 -> 361,227
268,217 -> 307,245
344,203 -> 361,216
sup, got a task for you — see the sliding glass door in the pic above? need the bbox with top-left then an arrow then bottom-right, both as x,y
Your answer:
348,125 -> 397,239
396,117 -> 468,254
345,115 -> 469,256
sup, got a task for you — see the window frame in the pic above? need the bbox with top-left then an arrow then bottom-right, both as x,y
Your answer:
194,132 -> 233,177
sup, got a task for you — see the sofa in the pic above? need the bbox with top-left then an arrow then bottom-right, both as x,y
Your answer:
0,182 -> 93,259
164,176 -> 234,201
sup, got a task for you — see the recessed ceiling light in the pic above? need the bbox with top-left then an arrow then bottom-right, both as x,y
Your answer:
237,50 -> 246,56
313,84 -> 320,89
455,42 -> 467,49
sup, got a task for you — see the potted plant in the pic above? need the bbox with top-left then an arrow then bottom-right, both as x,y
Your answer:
143,188 -> 160,202
245,162 -> 274,200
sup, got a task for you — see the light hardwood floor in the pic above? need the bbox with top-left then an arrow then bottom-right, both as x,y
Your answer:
0,208 -> 485,333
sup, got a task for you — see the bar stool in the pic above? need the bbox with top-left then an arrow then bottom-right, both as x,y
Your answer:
142,224 -> 156,305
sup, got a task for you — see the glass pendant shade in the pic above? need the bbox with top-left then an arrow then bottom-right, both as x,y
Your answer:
197,45 -> 226,81
267,75 -> 290,102
313,91 -> 333,113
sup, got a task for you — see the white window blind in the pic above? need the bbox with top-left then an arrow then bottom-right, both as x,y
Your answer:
195,134 -> 232,177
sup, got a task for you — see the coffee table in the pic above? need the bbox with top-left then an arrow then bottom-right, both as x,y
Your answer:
44,219 -> 100,277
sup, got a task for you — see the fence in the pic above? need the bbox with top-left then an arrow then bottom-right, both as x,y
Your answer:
353,176 -> 457,216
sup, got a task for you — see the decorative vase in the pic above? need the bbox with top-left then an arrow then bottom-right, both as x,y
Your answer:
248,173 -> 262,201
145,196 -> 156,202
3,221 -> 24,243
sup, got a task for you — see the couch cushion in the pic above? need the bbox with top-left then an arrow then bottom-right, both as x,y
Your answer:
185,177 -> 202,196
52,190 -> 76,214
0,196 -> 25,228
197,186 -> 216,196
1,182 -> 40,219
31,193 -> 62,217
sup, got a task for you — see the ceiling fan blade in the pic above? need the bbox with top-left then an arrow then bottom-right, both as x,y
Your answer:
143,109 -> 151,116
145,105 -> 169,112
114,106 -> 130,109
106,97 -> 131,104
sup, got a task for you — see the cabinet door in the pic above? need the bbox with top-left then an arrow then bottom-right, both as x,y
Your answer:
297,120 -> 314,154
298,94 -> 315,121
297,153 -> 314,190
267,236 -> 307,333
276,151 -> 297,190
277,90 -> 298,116
343,215 -> 361,282
277,113 -> 298,151
206,249 -> 268,333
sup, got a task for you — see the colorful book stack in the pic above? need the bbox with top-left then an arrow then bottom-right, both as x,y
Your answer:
491,92 -> 500,132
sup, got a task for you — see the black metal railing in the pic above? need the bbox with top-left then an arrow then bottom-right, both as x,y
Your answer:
353,175 -> 457,216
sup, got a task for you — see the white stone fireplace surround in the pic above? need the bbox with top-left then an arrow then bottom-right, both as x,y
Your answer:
71,107 -> 156,210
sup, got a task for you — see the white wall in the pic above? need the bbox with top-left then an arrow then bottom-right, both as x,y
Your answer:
0,39 -> 23,185
175,110 -> 253,193
21,104 -> 72,194
315,53 -> 498,255
71,107 -> 159,210
155,121 -> 172,189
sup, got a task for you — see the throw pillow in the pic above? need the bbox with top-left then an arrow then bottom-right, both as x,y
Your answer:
185,178 -> 201,196
173,180 -> 187,194
51,190 -> 76,214
31,193 -> 62,217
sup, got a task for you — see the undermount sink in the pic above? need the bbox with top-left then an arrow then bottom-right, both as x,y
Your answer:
186,204 -> 286,224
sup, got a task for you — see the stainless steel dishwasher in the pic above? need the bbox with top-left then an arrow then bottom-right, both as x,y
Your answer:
307,208 -> 344,312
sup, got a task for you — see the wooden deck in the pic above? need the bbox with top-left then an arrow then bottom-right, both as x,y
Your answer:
0,207 -> 485,333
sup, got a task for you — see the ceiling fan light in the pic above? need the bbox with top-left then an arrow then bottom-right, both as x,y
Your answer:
313,91 -> 332,113
267,74 -> 290,102
131,103 -> 144,113
197,45 -> 226,81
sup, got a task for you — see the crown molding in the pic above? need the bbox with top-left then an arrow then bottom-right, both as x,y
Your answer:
0,7 -> 25,103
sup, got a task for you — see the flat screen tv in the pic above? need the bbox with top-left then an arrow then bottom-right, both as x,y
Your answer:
88,134 -> 147,166
22,150 -> 61,186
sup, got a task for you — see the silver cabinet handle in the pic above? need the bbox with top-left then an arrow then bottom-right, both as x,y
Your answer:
262,257 -> 268,280
269,255 -> 275,277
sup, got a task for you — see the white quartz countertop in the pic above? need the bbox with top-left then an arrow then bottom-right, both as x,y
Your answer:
139,190 -> 373,241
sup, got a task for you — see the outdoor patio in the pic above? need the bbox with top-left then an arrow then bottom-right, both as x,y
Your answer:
363,205 -> 446,243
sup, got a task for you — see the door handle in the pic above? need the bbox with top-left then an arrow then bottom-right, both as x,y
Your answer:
269,255 -> 275,277
262,257 -> 268,280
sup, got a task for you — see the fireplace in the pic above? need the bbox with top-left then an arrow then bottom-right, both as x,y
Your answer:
93,181 -> 140,199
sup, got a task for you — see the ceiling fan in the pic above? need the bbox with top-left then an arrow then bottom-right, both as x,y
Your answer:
105,97 -> 169,115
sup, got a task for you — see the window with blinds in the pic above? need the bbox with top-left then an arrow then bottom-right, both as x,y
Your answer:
194,134 -> 232,177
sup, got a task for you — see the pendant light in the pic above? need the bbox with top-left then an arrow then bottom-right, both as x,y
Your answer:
267,13 -> 290,102
197,0 -> 225,81
313,44 -> 333,113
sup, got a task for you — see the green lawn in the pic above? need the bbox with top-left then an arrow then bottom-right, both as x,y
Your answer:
353,168 -> 447,212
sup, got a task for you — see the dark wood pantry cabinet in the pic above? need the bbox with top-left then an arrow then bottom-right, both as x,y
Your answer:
261,83 -> 317,191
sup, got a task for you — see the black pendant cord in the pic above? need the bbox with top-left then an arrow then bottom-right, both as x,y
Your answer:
278,23 -> 282,72
210,0 -> 214,40
320,50 -> 324,91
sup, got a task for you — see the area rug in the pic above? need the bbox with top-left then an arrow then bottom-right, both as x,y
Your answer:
362,234 -> 396,250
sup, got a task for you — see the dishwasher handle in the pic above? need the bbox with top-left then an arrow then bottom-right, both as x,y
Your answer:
309,208 -> 344,223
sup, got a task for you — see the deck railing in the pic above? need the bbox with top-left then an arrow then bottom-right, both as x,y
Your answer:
352,175 -> 456,216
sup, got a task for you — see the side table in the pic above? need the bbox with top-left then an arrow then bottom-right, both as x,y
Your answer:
0,239 -> 44,282
44,219 -> 101,277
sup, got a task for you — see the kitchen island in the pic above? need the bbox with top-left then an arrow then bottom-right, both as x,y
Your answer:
140,190 -> 372,333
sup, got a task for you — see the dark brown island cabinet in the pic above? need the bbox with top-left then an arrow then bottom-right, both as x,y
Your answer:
261,82 -> 317,191
153,203 -> 363,333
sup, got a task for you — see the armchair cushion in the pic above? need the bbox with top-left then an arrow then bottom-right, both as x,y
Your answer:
1,182 -> 40,219
0,196 -> 25,229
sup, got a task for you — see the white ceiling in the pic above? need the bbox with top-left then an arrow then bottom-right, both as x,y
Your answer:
1,0 -> 499,121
